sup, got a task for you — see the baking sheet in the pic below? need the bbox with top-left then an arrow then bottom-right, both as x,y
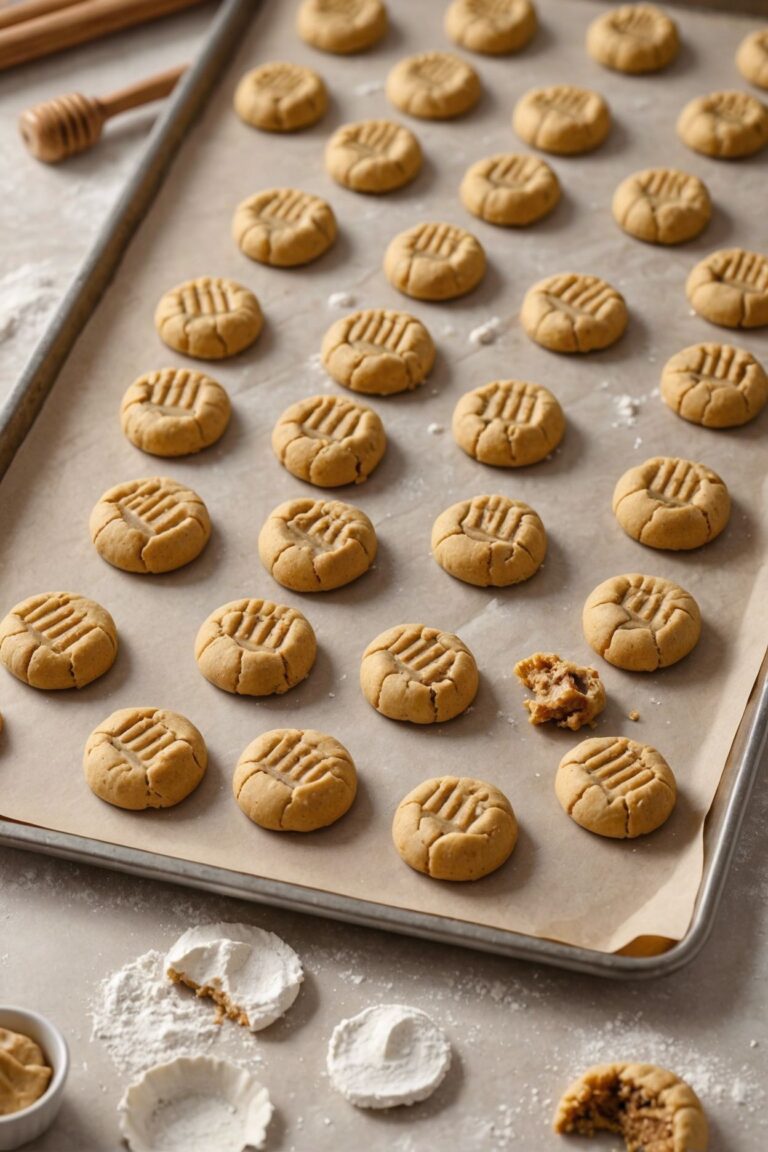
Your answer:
0,0 -> 767,956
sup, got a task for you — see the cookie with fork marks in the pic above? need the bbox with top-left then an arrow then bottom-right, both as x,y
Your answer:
686,248 -> 768,330
386,52 -> 481,120
677,90 -> 768,159
233,61 -> 328,132
431,495 -> 547,586
325,119 -> 422,193
195,599 -> 316,695
521,272 -> 628,353
360,623 -> 478,724
460,153 -> 560,227
452,379 -> 565,467
582,573 -> 701,671
384,221 -> 486,301
321,308 -> 435,395
90,477 -> 211,574
513,85 -> 610,155
233,188 -> 337,267
0,592 -> 117,690
445,0 -> 537,56
586,4 -> 679,74
272,394 -> 386,487
660,342 -> 768,428
612,168 -> 710,246
154,277 -> 263,360
612,456 -> 730,550
120,367 -> 231,457
259,498 -> 377,592
297,0 -> 387,55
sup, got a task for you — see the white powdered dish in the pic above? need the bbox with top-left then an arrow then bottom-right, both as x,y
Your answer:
119,1056 -> 272,1152
165,923 -> 303,1032
327,1003 -> 452,1109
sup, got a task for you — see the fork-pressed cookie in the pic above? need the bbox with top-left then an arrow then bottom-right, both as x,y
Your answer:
272,394 -> 386,487
583,573 -> 701,672
90,477 -> 211,574
686,249 -> 768,329
613,457 -> 730,550
452,379 -> 565,467
384,222 -> 486,301
445,0 -> 537,56
514,653 -> 605,732
0,592 -> 117,690
677,90 -> 768,158
195,598 -> 316,695
155,277 -> 263,360
233,188 -> 337,267
325,119 -> 422,193
84,707 -> 207,810
586,4 -> 679,74
612,168 -> 710,246
431,495 -> 546,587
460,153 -> 560,227
321,308 -> 435,395
393,776 -> 517,880
521,273 -> 628,353
386,52 -> 481,120
660,342 -> 768,427
234,728 -> 357,832
233,61 -> 328,131
259,498 -> 377,592
737,30 -> 768,91
360,623 -> 478,724
513,85 -> 610,155
297,0 -> 387,54
120,368 -> 231,457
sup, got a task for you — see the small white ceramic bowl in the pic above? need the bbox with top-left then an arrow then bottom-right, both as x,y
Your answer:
0,1006 -> 69,1151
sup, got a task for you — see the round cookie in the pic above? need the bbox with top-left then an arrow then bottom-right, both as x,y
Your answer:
154,277 -> 263,360
360,623 -> 478,724
392,776 -> 518,881
677,90 -> 768,159
586,4 -> 679,74
232,188 -> 337,267
431,495 -> 546,587
686,248 -> 768,330
233,62 -> 328,131
612,168 -> 711,246
233,728 -> 357,832
444,0 -> 537,56
460,153 -> 560,227
0,592 -> 117,690
195,598 -> 316,696
513,85 -> 610,155
90,477 -> 211,574
452,379 -> 565,467
259,498 -> 377,592
521,273 -> 628,354
737,30 -> 768,91
321,308 -> 435,395
660,342 -> 768,428
612,456 -> 730,551
297,0 -> 387,54
582,573 -> 701,672
120,367 -> 231,457
272,394 -> 386,487
325,120 -> 422,194
386,52 -> 481,120
384,222 -> 486,301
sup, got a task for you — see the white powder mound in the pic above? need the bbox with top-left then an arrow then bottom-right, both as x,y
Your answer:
327,291 -> 355,309
612,393 -> 646,428
0,261 -> 59,345
354,80 -> 384,95
427,423 -> 445,435
469,317 -> 503,346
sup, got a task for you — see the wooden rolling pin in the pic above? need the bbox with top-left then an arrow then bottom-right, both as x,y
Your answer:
19,65 -> 187,163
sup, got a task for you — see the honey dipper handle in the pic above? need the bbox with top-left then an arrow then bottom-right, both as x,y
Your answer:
99,65 -> 187,119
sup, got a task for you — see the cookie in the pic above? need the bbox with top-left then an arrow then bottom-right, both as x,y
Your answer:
677,90 -> 768,159
613,456 -> 730,551
259,498 -> 377,592
514,653 -> 605,731
325,120 -> 422,193
513,85 -> 610,155
612,168 -> 711,246
431,495 -> 547,587
360,623 -> 478,724
272,394 -> 386,487
297,0 -> 387,54
120,368 -> 231,457
155,277 -> 263,360
452,379 -> 565,467
660,342 -> 768,428
392,776 -> 518,881
0,592 -> 117,690
233,62 -> 328,132
232,189 -> 337,267
194,598 -> 316,696
233,728 -> 357,832
84,707 -> 207,810
90,477 -> 211,574
521,273 -> 628,353
460,153 -> 560,227
384,222 -> 486,301
737,30 -> 768,91
583,573 -> 701,672
686,248 -> 768,329
586,4 -> 679,74
386,52 -> 481,120
321,308 -> 435,395
445,0 -> 537,56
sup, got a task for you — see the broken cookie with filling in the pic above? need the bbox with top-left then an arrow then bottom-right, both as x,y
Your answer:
514,652 -> 605,731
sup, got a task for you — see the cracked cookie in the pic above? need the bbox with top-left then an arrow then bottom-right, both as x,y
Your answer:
233,188 -> 337,267
259,498 -> 377,592
452,379 -> 565,467
155,277 -> 263,360
195,598 -> 316,696
513,85 -> 610,155
387,52 -> 481,120
737,30 -> 768,91
686,248 -> 768,330
360,623 -> 478,724
613,457 -> 730,550
325,120 -> 422,193
0,592 -> 117,690
660,342 -> 768,428
586,4 -> 679,74
393,776 -> 517,880
677,90 -> 768,158
521,273 -> 628,353
431,495 -> 546,587
272,394 -> 386,487
234,728 -> 357,832
445,0 -> 537,55
514,653 -> 605,731
234,62 -> 328,132
90,477 -> 211,574
297,0 -> 387,54
321,308 -> 435,395
460,153 -> 560,227
583,573 -> 701,671
84,707 -> 207,810
384,221 -> 486,301
120,367 -> 231,457
612,168 -> 710,246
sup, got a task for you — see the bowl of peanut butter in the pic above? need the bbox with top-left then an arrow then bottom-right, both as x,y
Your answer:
0,1007 -> 68,1150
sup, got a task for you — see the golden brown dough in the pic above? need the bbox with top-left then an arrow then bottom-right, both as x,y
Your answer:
0,1028 -> 52,1117
0,592 -> 117,690
514,653 -> 605,731
360,623 -> 478,724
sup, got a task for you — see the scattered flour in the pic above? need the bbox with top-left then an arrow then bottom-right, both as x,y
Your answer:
427,422 -> 445,435
0,261 -> 59,344
327,291 -> 355,309
469,316 -> 503,346
354,80 -> 384,95
611,393 -> 646,428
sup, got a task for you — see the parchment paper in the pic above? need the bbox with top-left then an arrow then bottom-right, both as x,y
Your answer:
1,0 -> 766,954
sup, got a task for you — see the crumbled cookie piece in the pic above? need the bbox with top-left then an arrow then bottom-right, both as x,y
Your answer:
514,652 -> 605,731
628,709 -> 640,722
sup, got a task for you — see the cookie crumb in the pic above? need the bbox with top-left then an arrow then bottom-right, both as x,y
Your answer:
628,710 -> 640,722
514,653 -> 605,731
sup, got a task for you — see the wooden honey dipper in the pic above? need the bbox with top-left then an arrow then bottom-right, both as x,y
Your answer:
19,64 -> 187,163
